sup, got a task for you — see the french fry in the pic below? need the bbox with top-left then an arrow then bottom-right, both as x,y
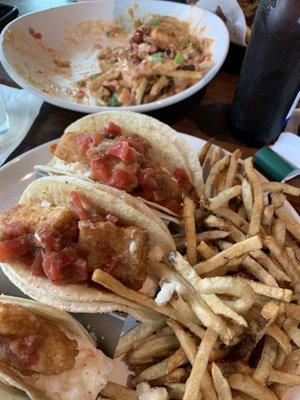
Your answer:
201,369 -> 218,400
128,335 -> 179,364
203,215 -> 227,229
194,235 -> 262,275
262,182 -> 300,197
273,347 -> 286,369
197,240 -> 217,260
199,139 -> 213,166
228,373 -> 278,400
205,155 -> 230,198
214,207 -> 249,234
92,268 -> 203,338
241,178 -> 253,221
271,219 -> 286,245
246,280 -> 292,302
183,328 -> 218,400
205,185 -> 242,210
167,320 -> 197,365
244,157 -> 264,237
250,249 -> 291,283
183,197 -> 197,266
252,336 -> 278,383
132,347 -> 188,385
282,318 -> 300,347
210,347 -> 231,362
224,149 -> 241,190
242,256 -> 278,287
269,369 -> 300,386
266,324 -> 293,354
275,206 -> 300,242
197,230 -> 231,241
216,240 -> 278,286
211,362 -> 232,400
264,236 -> 299,282
170,295 -> 199,326
101,382 -> 137,400
262,204 -> 276,227
114,320 -> 166,358
150,368 -> 190,385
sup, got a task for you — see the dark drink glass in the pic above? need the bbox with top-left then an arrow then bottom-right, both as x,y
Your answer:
230,0 -> 300,146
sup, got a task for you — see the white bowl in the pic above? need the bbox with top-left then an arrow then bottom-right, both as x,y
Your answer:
0,0 -> 229,113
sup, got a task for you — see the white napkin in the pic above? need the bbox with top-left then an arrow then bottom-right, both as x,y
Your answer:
0,85 -> 43,166
271,132 -> 300,170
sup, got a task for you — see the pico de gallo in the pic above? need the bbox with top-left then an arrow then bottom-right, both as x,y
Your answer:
0,191 -> 148,290
52,122 -> 193,214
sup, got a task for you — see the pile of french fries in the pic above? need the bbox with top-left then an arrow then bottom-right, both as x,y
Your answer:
96,142 -> 300,400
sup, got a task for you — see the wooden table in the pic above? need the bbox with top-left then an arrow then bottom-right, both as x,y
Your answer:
1,0 -> 299,212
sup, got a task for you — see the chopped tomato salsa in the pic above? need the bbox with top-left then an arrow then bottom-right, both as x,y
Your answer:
72,123 -> 190,212
0,194 -> 148,289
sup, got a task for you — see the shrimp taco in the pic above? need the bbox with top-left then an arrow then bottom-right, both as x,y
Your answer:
36,111 -> 203,216
0,175 -> 175,321
0,295 -> 113,400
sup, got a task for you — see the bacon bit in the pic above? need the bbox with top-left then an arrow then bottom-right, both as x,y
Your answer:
69,191 -> 90,221
106,141 -> 136,164
75,89 -> 85,100
76,134 -> 93,153
0,237 -> 32,263
28,27 -> 42,40
31,251 -> 45,277
173,168 -> 189,189
109,168 -> 138,191
105,213 -> 119,224
161,199 -> 182,214
103,122 -> 122,136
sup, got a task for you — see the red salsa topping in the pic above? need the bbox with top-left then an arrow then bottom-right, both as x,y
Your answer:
73,122 -> 191,213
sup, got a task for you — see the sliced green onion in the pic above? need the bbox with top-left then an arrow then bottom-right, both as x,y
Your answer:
175,52 -> 185,65
150,16 -> 162,27
108,93 -> 121,107
147,52 -> 164,64
189,42 -> 198,50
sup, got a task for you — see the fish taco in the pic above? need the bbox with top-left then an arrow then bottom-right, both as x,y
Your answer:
36,111 -> 203,216
0,295 -> 113,400
0,175 -> 175,321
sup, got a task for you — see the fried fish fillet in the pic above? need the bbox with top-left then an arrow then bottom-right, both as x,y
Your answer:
52,131 -> 88,164
0,204 -> 78,241
0,303 -> 78,375
79,220 -> 148,289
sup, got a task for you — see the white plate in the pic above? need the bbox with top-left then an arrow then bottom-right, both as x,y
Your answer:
0,0 -> 229,113
0,136 -> 299,397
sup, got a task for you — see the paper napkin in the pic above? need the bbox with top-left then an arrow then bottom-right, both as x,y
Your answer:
0,84 -> 43,166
